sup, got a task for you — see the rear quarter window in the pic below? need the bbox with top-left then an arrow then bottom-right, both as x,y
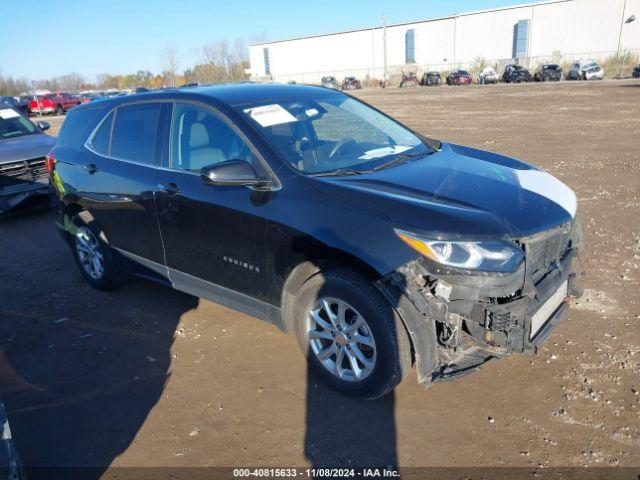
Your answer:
57,106 -> 106,147
90,111 -> 114,155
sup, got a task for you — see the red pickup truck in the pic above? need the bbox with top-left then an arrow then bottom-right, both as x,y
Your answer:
29,93 -> 80,115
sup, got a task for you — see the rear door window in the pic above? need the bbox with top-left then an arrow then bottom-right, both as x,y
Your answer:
111,103 -> 162,165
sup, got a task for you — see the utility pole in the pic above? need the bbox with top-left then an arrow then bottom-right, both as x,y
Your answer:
382,15 -> 388,83
616,0 -> 636,78
617,0 -> 628,78
453,15 -> 457,70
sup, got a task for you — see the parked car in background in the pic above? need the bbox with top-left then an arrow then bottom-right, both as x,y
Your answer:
341,76 -> 362,90
0,104 -> 54,213
49,84 -> 582,398
29,92 -> 80,115
476,67 -> 499,84
0,96 -> 29,116
79,93 -> 102,104
420,71 -> 441,86
567,60 -> 604,80
101,90 -> 123,98
321,76 -> 339,89
633,64 -> 640,78
446,70 -> 472,85
534,64 -> 563,82
502,64 -> 532,83
399,71 -> 419,88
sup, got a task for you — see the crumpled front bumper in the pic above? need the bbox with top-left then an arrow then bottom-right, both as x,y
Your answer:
377,225 -> 583,386
0,179 -> 49,213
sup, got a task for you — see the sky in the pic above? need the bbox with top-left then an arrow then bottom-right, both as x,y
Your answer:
2,0 -> 531,82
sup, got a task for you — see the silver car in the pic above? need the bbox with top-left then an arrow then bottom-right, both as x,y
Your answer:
477,66 -> 499,84
568,60 -> 605,80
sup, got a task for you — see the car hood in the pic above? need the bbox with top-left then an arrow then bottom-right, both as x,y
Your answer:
311,142 -> 577,240
0,134 -> 56,163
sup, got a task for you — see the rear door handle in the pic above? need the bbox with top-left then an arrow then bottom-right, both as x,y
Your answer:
157,182 -> 180,195
83,163 -> 98,174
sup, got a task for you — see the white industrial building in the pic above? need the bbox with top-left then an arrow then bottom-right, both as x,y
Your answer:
249,0 -> 640,83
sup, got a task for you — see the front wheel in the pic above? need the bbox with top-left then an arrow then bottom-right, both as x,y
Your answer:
292,269 -> 412,399
71,215 -> 129,290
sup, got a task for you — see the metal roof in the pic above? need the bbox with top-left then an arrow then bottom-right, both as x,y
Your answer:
250,0 -> 574,47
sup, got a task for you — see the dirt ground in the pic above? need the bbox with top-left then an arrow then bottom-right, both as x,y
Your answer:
1,80 -> 639,478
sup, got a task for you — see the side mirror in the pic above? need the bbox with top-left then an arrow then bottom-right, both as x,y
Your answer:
37,121 -> 50,131
200,160 -> 270,188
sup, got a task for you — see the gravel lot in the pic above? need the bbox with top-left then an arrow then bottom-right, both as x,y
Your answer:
1,80 -> 639,477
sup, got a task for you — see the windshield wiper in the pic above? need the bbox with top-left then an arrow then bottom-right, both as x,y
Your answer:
311,168 -> 368,177
311,150 -> 437,177
373,151 -> 433,171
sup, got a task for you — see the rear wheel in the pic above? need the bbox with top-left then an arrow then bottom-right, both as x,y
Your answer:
292,268 -> 412,399
71,215 -> 128,290
56,104 -> 63,115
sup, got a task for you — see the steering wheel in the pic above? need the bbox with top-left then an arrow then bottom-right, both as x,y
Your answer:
328,139 -> 356,159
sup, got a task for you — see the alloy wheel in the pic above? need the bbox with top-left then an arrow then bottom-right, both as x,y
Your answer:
307,297 -> 377,382
75,226 -> 105,280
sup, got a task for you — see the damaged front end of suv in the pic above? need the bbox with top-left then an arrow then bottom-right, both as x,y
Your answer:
379,219 -> 583,386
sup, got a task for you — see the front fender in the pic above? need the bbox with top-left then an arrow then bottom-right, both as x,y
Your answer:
375,279 -> 439,385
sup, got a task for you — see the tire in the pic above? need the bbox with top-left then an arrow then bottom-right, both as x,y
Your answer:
71,214 -> 129,291
292,268 -> 412,399
56,104 -> 63,115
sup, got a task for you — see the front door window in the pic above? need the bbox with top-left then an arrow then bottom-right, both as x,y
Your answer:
170,103 -> 255,173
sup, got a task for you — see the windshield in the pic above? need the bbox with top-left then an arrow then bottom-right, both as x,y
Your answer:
0,107 -> 38,139
239,94 -> 431,174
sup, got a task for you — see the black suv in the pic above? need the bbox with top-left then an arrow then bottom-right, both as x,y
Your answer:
49,84 -> 582,398
420,71 -> 441,86
502,64 -> 533,83
534,64 -> 563,82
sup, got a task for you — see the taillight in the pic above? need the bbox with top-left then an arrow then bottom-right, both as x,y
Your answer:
45,153 -> 55,173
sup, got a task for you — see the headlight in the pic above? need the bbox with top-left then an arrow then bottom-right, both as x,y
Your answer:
395,229 -> 524,272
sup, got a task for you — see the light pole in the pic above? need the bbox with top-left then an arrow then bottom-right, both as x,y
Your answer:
30,80 -> 42,118
617,0 -> 636,78
382,15 -> 388,84
453,15 -> 457,70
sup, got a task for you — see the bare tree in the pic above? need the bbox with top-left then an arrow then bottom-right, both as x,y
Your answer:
196,37 -> 250,83
57,72 -> 86,92
0,74 -> 31,96
161,43 -> 181,87
230,37 -> 249,81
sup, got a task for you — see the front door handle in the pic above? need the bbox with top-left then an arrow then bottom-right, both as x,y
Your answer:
83,163 -> 98,174
157,182 -> 181,195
